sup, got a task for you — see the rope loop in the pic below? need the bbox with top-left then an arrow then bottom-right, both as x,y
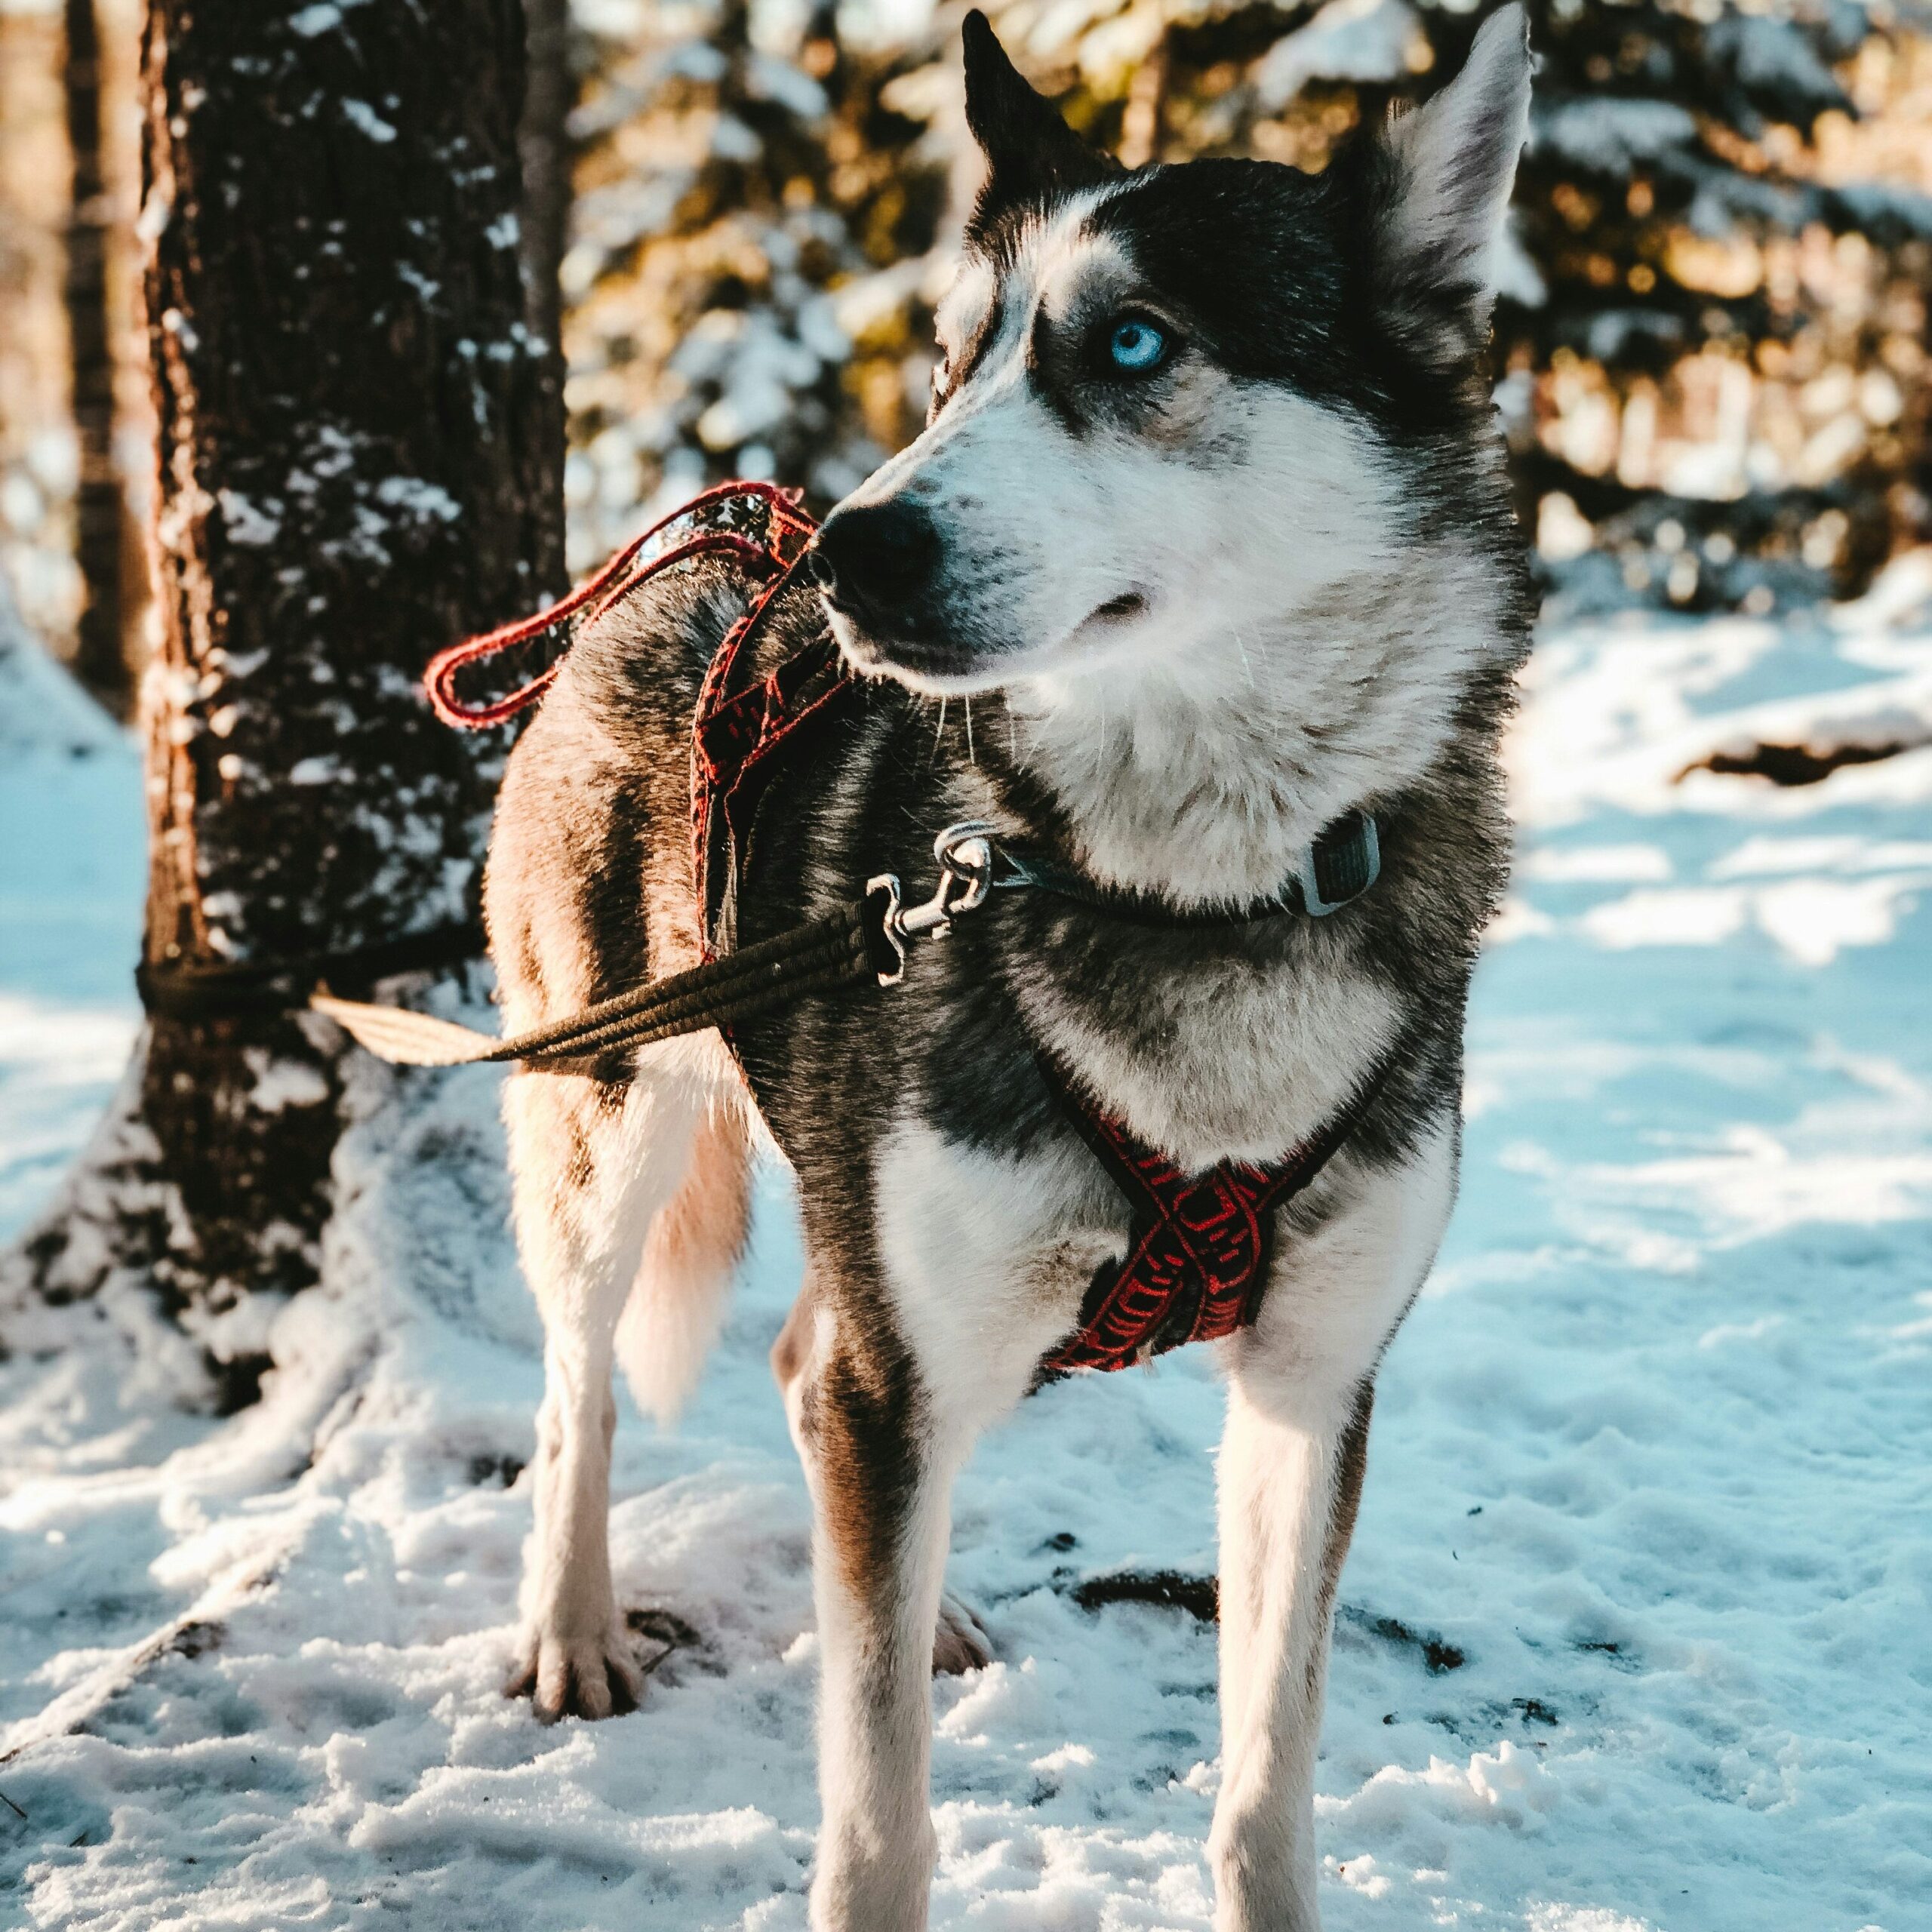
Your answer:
423,480 -> 817,729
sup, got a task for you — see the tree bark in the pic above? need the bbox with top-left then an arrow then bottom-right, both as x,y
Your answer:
62,0 -> 128,716
517,0 -> 570,354
11,0 -> 561,1400
517,0 -> 571,593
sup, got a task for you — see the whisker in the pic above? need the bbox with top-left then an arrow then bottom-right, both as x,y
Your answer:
1233,631 -> 1257,691
932,695 -> 949,758
964,695 -> 976,766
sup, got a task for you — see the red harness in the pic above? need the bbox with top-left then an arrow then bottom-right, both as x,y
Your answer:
425,482 -> 1375,1377
1037,1055 -> 1377,1373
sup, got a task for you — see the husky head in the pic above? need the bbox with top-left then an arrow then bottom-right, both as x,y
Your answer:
812,8 -> 1534,891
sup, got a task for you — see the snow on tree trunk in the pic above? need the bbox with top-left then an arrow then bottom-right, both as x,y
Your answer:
7,0 -> 561,1404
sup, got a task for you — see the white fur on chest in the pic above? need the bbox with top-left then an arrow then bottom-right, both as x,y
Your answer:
1017,940 -> 1402,1174
873,1121 -> 1122,1432
872,1103 -> 1459,1432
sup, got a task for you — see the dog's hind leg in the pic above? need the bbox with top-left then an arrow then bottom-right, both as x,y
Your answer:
502,1041 -> 725,1721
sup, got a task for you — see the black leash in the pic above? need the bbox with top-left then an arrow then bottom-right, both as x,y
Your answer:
315,895 -> 888,1069
310,816 -> 1380,1073
311,831 -> 989,1069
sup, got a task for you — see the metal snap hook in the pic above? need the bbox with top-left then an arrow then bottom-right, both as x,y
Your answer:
867,821 -> 1001,984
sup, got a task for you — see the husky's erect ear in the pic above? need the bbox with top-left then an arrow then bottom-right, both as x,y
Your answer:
1369,2 -> 1531,364
962,10 -> 1118,234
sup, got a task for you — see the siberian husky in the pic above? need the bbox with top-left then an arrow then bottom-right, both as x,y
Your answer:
484,11 -> 1534,1927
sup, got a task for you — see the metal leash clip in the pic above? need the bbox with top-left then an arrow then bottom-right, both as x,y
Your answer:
866,820 -> 998,986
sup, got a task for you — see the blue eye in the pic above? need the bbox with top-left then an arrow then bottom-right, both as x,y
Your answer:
1108,318 -> 1168,374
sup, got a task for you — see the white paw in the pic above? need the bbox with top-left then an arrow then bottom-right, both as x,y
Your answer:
932,1592 -> 993,1676
506,1620 -> 644,1722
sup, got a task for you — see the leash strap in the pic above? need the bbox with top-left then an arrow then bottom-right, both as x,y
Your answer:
307,826 -> 1008,1069
312,892 -> 892,1069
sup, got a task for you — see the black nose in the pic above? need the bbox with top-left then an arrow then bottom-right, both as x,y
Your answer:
810,500 -> 941,620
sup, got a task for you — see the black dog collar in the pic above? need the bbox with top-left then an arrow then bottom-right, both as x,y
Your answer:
988,810 -> 1381,929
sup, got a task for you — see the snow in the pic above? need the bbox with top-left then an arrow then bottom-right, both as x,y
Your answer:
1530,99 -> 1699,174
371,476 -> 463,525
0,595 -> 144,1245
1255,0 -> 1426,113
289,5 -> 347,38
3,557 -> 1931,1927
340,100 -> 399,146
217,489 -> 283,548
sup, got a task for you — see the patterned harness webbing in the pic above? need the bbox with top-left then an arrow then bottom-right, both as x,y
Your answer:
667,486 -> 1376,1376
686,491 -> 851,960
1036,1054 -> 1385,1375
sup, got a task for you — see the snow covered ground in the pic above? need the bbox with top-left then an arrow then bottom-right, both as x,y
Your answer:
2,566 -> 1929,1931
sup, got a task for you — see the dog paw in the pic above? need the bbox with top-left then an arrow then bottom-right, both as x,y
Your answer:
932,1592 -> 993,1676
505,1623 -> 643,1722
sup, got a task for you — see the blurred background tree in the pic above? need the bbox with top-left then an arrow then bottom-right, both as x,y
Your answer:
1498,0 -> 1932,614
1,0 -> 147,697
558,0 -> 1932,611
60,0 -> 130,712
561,0 -> 949,571
5,0 -> 1932,679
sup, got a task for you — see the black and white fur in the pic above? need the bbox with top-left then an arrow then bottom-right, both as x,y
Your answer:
485,11 -> 1533,1927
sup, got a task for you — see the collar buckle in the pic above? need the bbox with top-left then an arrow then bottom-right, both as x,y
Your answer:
1295,811 -> 1381,917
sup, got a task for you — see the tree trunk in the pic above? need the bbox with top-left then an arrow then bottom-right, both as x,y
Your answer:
62,0 -> 128,716
518,0 -> 571,349
10,0 -> 561,1401
517,0 -> 571,592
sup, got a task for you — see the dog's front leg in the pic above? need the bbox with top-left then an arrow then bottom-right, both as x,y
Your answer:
791,1301 -> 956,1932
1209,1371 -> 1375,1930
1210,1122 -> 1457,1928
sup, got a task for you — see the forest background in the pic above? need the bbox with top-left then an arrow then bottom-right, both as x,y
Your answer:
5,0 -> 1932,705
2,7 -> 1929,1929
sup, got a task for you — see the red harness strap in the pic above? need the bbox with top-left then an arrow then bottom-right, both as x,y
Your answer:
1038,1056 -> 1386,1375
423,480 -> 814,730
685,500 -> 852,960
420,481 -> 1379,1376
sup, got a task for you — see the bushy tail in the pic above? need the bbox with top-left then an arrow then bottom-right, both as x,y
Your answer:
614,1100 -> 752,1425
